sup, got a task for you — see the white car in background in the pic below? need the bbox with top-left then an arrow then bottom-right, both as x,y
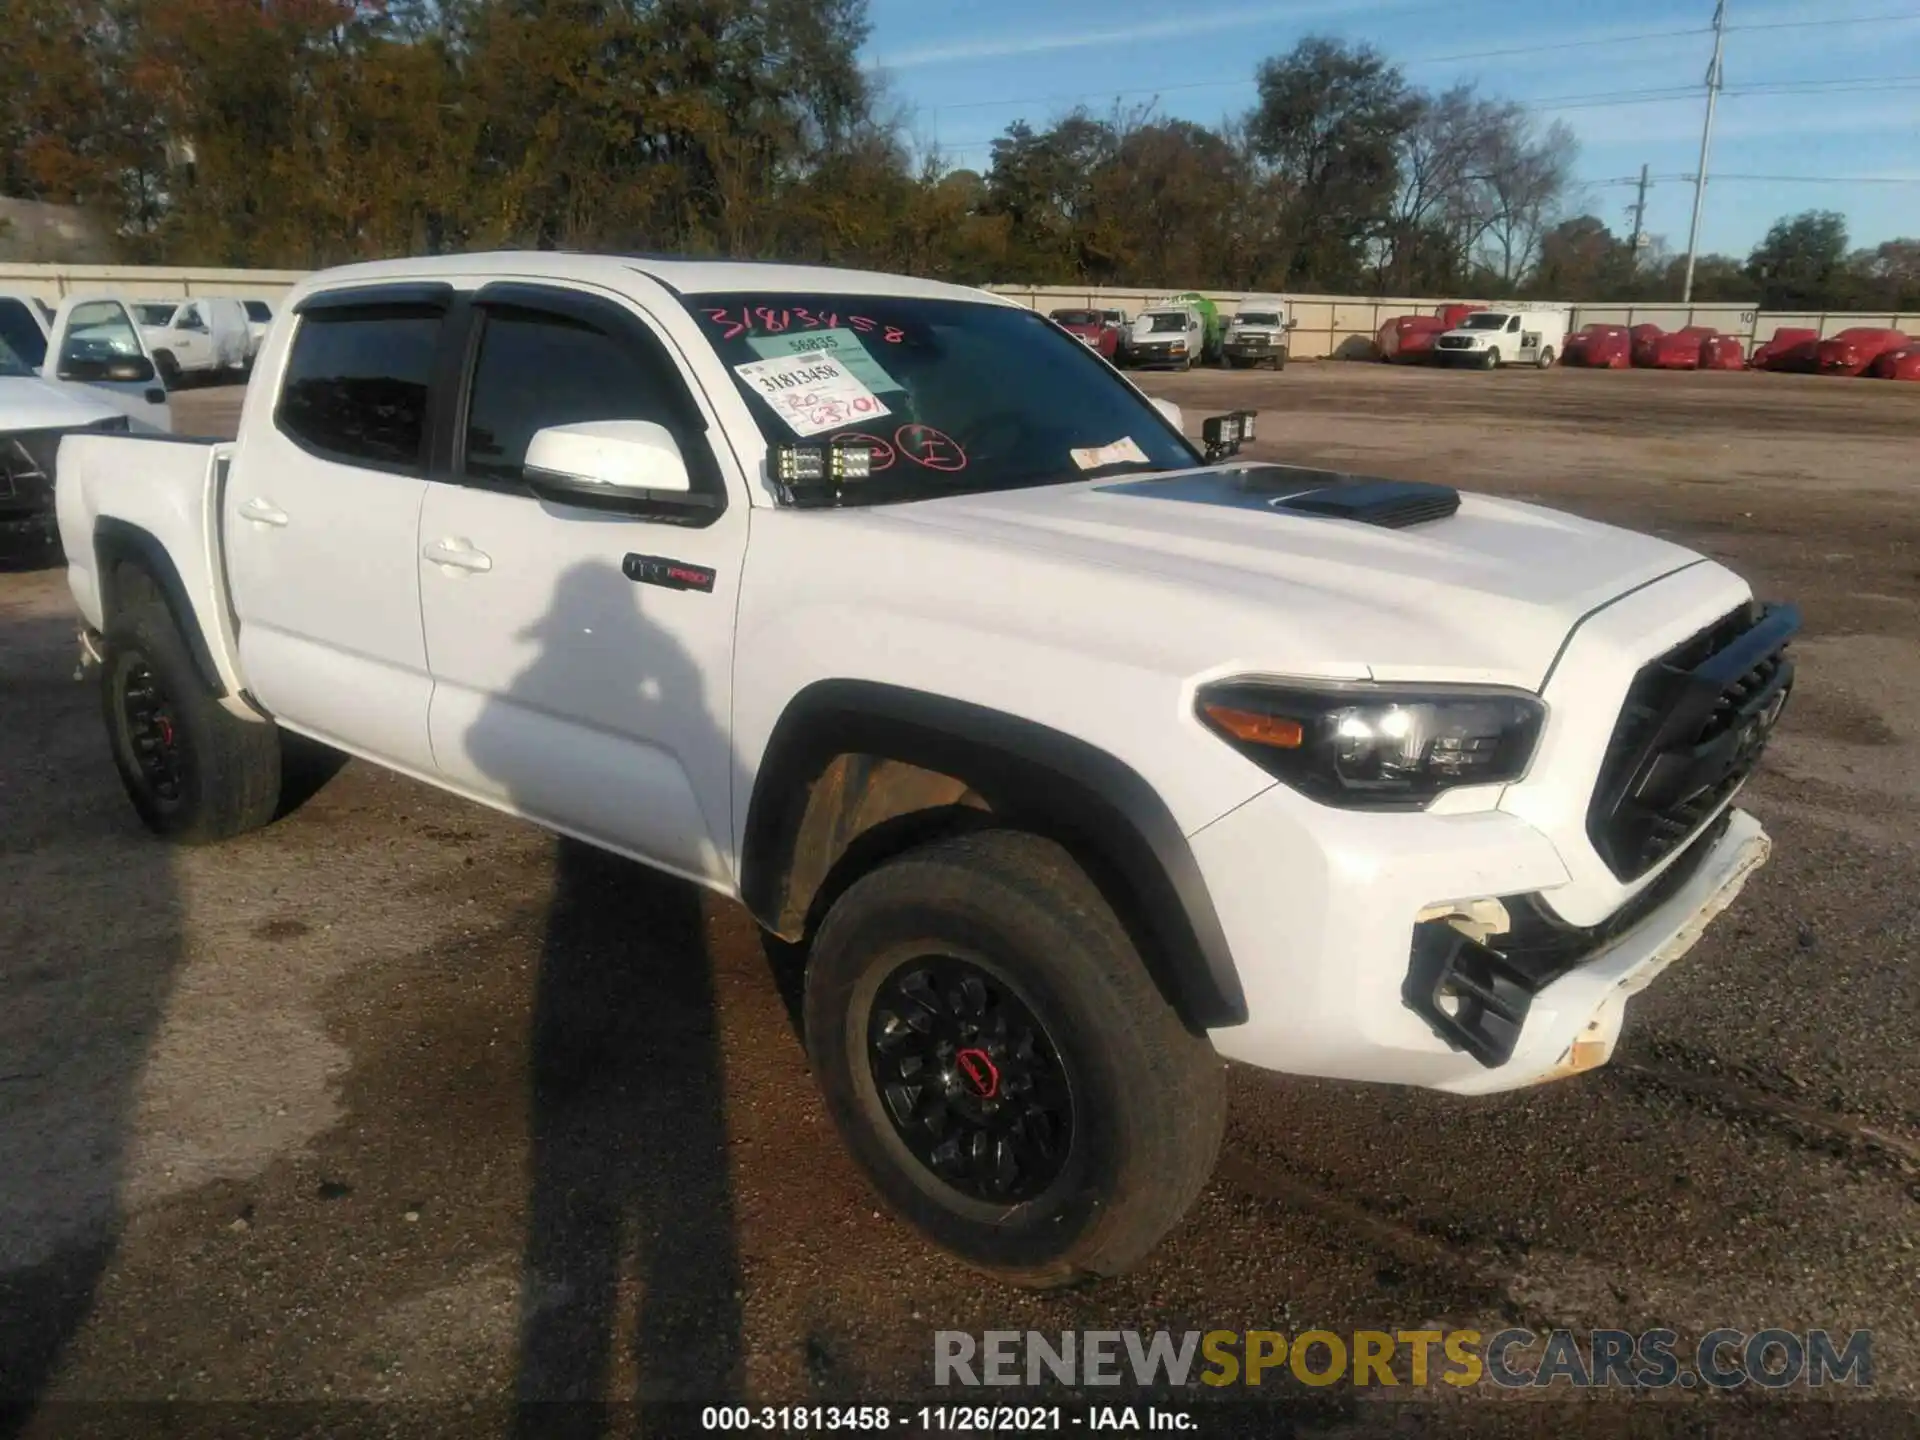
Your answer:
133,297 -> 251,386
242,299 -> 275,362
1127,304 -> 1205,369
2,292 -> 170,555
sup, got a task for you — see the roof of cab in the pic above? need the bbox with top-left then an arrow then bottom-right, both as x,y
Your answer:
282,251 -> 1015,307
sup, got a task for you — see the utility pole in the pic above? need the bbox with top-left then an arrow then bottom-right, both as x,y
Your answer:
1629,163 -> 1651,272
1682,0 -> 1728,302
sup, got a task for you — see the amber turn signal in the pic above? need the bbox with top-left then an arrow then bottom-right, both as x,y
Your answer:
1200,703 -> 1304,749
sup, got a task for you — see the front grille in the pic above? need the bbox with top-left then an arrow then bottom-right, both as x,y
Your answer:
1436,336 -> 1474,349
1586,602 -> 1798,880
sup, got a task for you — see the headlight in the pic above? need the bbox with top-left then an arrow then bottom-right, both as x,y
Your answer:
1196,681 -> 1546,809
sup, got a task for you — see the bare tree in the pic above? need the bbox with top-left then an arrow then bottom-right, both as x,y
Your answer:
1475,118 -> 1577,289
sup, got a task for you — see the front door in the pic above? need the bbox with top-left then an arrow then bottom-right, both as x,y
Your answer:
222,286 -> 447,774
41,296 -> 171,431
417,281 -> 749,888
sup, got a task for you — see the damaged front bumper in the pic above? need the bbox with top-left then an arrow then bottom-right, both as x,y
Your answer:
1190,773 -> 1773,1094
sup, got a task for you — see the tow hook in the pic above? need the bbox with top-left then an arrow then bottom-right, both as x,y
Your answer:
74,625 -> 104,682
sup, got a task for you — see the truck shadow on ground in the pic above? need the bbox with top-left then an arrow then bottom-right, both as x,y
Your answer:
461,560 -> 744,1428
0,604 -> 184,1436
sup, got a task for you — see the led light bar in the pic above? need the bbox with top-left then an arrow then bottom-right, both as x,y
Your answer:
1202,410 -> 1259,463
769,438 -> 876,505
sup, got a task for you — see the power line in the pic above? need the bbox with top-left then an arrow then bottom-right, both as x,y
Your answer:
1403,27 -> 1709,66
1729,9 -> 1920,31
925,22 -> 1735,115
1706,172 -> 1920,184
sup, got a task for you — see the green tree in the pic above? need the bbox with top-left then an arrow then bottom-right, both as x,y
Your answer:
1246,36 -> 1419,289
1529,214 -> 1630,298
1745,209 -> 1849,308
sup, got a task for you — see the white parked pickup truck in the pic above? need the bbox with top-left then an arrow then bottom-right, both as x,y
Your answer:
4,292 -> 171,554
56,253 -> 1797,1286
1433,304 -> 1571,369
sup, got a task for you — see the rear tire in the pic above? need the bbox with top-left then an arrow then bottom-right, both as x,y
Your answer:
101,579 -> 280,843
804,830 -> 1225,1288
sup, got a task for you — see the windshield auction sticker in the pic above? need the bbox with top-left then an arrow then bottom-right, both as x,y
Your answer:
733,353 -> 891,437
745,327 -> 905,393
1070,436 -> 1150,471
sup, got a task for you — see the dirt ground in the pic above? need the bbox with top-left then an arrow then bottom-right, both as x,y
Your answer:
2,363 -> 1916,1434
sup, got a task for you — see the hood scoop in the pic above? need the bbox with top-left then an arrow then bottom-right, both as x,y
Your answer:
1097,464 -> 1462,530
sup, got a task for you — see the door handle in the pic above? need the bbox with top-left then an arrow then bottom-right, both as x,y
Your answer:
422,538 -> 493,574
239,497 -> 289,527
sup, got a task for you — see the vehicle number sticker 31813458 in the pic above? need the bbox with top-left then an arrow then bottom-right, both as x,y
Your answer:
733,353 -> 891,437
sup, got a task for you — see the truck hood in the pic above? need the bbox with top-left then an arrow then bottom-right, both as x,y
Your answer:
881,467 -> 1707,691
0,374 -> 122,432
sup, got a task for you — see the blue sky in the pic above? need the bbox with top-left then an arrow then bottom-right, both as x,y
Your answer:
861,0 -> 1920,257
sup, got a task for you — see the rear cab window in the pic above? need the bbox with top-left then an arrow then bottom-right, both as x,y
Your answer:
276,303 -> 441,471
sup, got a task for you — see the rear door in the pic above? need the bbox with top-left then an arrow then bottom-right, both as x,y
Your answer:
416,280 -> 748,885
40,296 -> 171,432
222,283 -> 450,774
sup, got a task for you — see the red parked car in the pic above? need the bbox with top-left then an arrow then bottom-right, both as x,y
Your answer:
1752,327 -> 1821,372
1049,307 -> 1120,360
1631,325 -> 1704,370
1563,324 -> 1631,368
1698,334 -> 1748,370
1376,314 -> 1448,362
1869,347 -> 1920,381
1813,327 -> 1911,377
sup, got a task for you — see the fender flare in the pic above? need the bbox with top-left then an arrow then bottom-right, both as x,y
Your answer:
741,679 -> 1248,1030
92,516 -> 226,696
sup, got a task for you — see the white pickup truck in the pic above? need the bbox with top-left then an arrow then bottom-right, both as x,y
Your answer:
56,253 -> 1796,1286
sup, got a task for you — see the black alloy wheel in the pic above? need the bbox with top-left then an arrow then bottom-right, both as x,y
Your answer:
866,954 -> 1075,1205
119,656 -> 188,810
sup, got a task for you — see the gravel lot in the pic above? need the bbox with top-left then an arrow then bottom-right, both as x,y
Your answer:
2,364 -> 1915,1432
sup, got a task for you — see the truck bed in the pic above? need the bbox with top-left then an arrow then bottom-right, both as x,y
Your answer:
55,431 -> 248,702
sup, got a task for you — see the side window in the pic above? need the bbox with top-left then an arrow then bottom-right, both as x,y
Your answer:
178,304 -> 205,331
462,307 -> 711,487
1507,315 -> 1521,333
60,300 -> 143,368
276,306 -> 440,471
0,298 -> 47,370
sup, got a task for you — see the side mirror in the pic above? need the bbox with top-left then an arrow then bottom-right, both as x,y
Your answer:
523,420 -> 713,516
1150,397 -> 1183,432
61,353 -> 155,384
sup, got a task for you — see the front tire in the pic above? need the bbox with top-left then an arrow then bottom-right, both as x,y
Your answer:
804,830 -> 1225,1288
1536,346 -> 1556,369
102,581 -> 280,843
1482,350 -> 1501,370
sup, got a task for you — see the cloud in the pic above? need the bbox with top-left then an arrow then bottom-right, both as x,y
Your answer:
868,0 -> 1406,70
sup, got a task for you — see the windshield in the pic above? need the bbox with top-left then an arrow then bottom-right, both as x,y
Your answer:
1050,309 -> 1100,326
1460,313 -> 1510,331
1236,313 -> 1281,327
135,303 -> 178,326
0,299 -> 47,370
688,293 -> 1199,502
1142,312 -> 1188,333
